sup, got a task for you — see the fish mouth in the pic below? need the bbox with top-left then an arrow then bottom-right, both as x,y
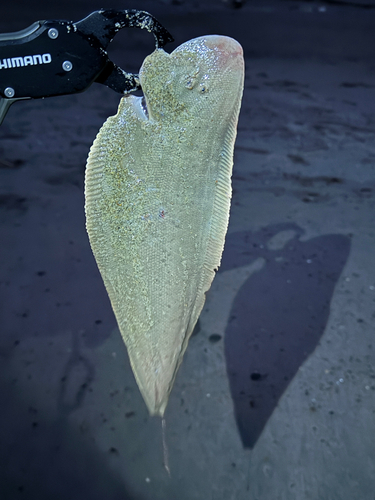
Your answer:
130,94 -> 149,121
141,95 -> 149,119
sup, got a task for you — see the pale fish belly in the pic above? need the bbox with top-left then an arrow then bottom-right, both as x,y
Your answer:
85,35 -> 244,416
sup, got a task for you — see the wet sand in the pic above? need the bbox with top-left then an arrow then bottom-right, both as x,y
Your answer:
1,1 -> 375,499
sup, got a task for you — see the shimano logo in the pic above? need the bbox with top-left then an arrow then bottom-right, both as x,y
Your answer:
0,53 -> 52,70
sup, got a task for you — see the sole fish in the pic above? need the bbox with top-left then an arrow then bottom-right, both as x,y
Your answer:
85,35 -> 244,416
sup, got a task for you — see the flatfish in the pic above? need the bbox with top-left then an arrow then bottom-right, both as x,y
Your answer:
85,35 -> 244,415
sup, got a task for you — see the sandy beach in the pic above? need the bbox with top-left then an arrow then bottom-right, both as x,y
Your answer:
1,1 -> 375,498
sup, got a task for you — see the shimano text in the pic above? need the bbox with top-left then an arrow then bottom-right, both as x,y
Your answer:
0,53 -> 52,70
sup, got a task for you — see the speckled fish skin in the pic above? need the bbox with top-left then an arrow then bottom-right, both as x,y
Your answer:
85,35 -> 244,416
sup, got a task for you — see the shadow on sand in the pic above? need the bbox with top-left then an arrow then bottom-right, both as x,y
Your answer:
220,222 -> 351,448
0,369 -> 139,500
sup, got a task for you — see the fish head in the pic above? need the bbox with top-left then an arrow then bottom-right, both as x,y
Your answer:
138,35 -> 244,124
